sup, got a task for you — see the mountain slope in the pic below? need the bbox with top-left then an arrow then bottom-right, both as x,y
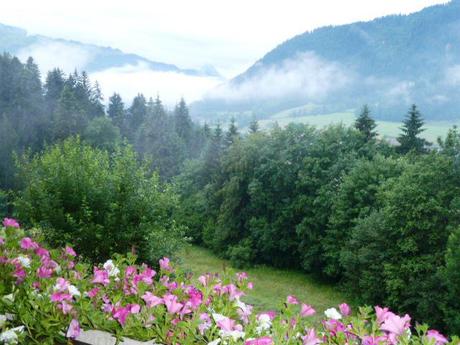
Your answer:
0,22 -> 221,78
195,0 -> 460,121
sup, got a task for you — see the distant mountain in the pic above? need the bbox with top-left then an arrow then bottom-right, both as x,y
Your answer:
0,22 -> 221,78
194,0 -> 460,121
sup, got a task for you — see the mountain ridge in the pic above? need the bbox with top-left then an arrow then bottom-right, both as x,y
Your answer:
194,0 -> 460,122
0,22 -> 221,78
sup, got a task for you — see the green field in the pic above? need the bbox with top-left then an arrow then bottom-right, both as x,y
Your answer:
180,246 -> 346,315
259,110 -> 460,142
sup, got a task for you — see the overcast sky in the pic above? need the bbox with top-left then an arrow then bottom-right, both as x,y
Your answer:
0,0 -> 449,78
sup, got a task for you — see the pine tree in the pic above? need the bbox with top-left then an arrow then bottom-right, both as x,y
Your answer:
355,105 -> 377,141
108,93 -> 126,131
174,98 -> 193,143
44,68 -> 65,113
204,125 -> 224,181
397,104 -> 430,154
128,94 -> 147,137
53,84 -> 87,140
249,118 -> 259,133
225,117 -> 239,147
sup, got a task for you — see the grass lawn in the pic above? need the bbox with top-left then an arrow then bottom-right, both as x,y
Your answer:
179,246 -> 346,316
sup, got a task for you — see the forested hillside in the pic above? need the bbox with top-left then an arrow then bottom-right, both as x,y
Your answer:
195,0 -> 460,121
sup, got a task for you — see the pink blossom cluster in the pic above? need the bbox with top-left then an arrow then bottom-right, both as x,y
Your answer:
0,218 -> 455,345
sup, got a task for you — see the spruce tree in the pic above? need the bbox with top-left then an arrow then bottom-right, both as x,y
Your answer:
225,117 -> 239,147
204,125 -> 224,180
354,105 -> 377,142
397,104 -> 430,154
174,98 -> 193,143
108,93 -> 126,131
128,94 -> 147,137
249,118 -> 259,133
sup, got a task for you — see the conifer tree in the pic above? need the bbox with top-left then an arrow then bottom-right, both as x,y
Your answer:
249,118 -> 259,133
204,125 -> 224,181
225,117 -> 239,147
174,98 -> 193,144
354,105 -> 377,142
397,104 -> 430,154
128,94 -> 147,137
108,93 -> 126,131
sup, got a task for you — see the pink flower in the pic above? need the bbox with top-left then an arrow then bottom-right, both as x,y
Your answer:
125,265 -> 137,277
223,284 -> 244,300
301,304 -> 316,317
92,268 -> 110,286
37,266 -> 53,278
54,277 -> 70,292
286,295 -> 299,305
188,287 -> 203,308
59,301 -> 73,314
51,292 -> 72,302
0,237 -> 4,245
20,237 -> 39,250
362,336 -> 387,345
129,304 -> 141,314
13,267 -> 26,283
142,292 -> 164,308
217,316 -> 237,331
64,246 -> 77,257
113,306 -> 131,326
426,330 -> 448,345
380,313 -> 411,339
159,257 -> 172,271
3,218 -> 19,228
245,336 -> 273,345
302,329 -> 321,345
198,274 -> 209,286
375,306 -> 392,324
87,287 -> 100,298
247,282 -> 254,289
66,319 -> 81,339
339,303 -> 351,316
163,293 -> 183,314
36,247 -> 50,258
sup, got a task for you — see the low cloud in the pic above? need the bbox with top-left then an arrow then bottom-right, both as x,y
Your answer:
204,52 -> 352,102
90,62 -> 223,106
18,41 -> 95,75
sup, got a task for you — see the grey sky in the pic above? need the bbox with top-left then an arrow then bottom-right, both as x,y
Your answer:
0,0 -> 449,78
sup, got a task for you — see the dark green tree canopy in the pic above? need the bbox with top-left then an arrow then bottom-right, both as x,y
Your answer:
354,104 -> 377,141
397,104 -> 430,154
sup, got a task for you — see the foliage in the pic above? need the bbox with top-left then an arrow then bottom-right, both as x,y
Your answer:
397,105 -> 431,154
15,137 -> 184,264
0,219 -> 456,345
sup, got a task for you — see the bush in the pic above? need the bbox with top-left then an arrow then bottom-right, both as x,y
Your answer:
16,137 -> 184,264
0,219 -> 456,344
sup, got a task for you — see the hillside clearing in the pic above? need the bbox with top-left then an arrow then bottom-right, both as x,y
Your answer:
180,245 -> 347,315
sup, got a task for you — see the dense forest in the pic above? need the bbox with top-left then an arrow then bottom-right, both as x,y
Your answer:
2,52 -> 460,335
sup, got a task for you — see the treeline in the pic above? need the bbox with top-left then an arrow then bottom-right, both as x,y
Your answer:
0,53 -> 208,193
176,105 -> 460,334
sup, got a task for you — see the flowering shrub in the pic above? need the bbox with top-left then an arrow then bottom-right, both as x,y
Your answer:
0,218 -> 458,345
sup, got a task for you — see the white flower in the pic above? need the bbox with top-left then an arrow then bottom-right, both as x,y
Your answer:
0,326 -> 23,344
219,330 -> 245,341
0,315 -> 6,328
16,256 -> 30,268
212,313 -> 227,323
2,294 -> 14,303
68,285 -> 81,298
256,313 -> 272,333
103,260 -> 120,277
324,307 -> 342,320
208,340 -> 221,345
